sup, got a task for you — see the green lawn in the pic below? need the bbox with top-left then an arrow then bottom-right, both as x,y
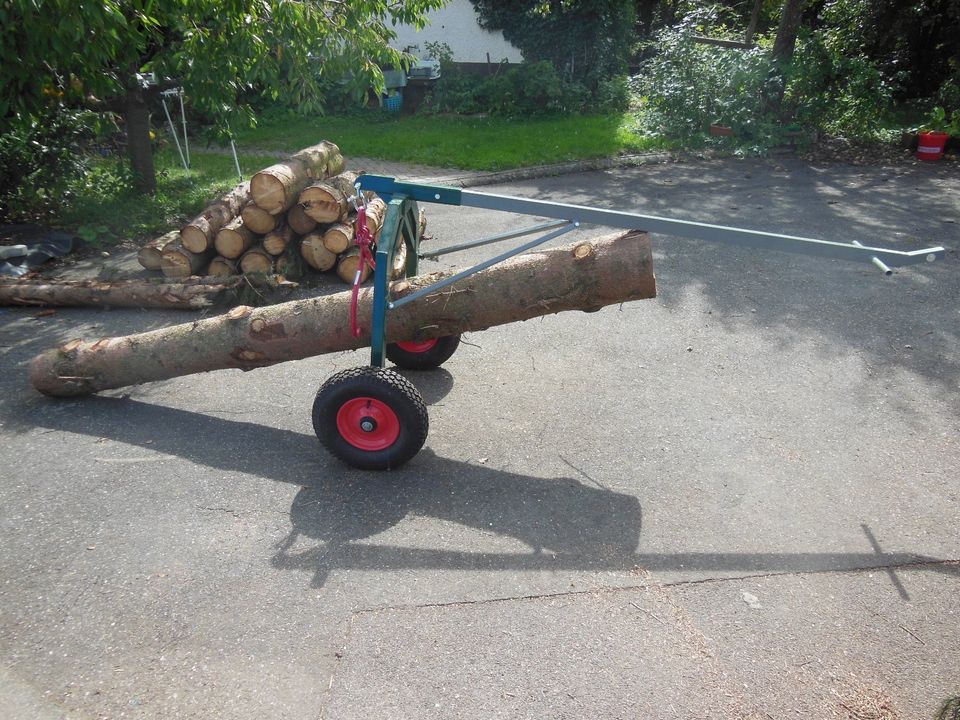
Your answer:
64,111 -> 662,243
62,150 -> 284,244
235,112 -> 663,170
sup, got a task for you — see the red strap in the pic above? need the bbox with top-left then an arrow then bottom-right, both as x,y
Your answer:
349,206 -> 378,338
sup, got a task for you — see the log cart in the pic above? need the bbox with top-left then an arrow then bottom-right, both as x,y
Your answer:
28,175 -> 945,471
309,174 -> 945,470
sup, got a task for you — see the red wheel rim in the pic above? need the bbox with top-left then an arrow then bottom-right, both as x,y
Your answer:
395,338 -> 438,353
336,397 -> 401,451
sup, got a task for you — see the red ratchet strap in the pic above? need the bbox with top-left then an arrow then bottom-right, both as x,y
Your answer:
349,204 -> 378,338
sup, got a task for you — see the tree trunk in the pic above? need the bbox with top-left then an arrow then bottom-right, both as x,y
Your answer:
1,277 -> 238,310
30,230 -> 656,397
250,141 -> 343,215
263,223 -> 295,256
208,256 -> 240,277
161,242 -> 213,278
122,81 -> 157,195
300,232 -> 338,271
772,0 -> 805,62
239,245 -> 274,274
744,0 -> 763,45
299,171 -> 363,224
181,181 -> 251,253
362,197 -> 388,238
214,216 -> 257,259
240,202 -> 279,235
287,203 -> 318,235
137,231 -> 180,270
336,246 -> 373,285
322,221 -> 354,254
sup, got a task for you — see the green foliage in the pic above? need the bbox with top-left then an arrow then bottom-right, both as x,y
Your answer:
1,0 -> 448,124
58,150 -> 282,242
785,38 -> 893,138
0,107 -> 98,222
0,0 -> 448,195
634,9 -> 783,151
813,0 -> 960,102
55,114 -> 662,244
922,105 -> 960,136
470,0 -> 636,90
424,56 -> 621,116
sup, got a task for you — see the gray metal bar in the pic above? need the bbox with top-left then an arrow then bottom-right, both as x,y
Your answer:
161,97 -> 188,171
459,189 -> 945,268
420,219 -> 570,259
178,90 -> 190,168
389,223 -> 577,310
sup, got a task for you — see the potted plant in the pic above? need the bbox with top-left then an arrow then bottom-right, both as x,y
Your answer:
916,106 -> 954,161
709,122 -> 734,137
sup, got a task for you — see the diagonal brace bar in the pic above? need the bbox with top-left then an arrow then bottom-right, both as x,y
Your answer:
389,222 -> 578,310
420,219 -> 571,259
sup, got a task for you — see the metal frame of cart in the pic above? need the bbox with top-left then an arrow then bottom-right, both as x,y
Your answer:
308,174 -> 945,470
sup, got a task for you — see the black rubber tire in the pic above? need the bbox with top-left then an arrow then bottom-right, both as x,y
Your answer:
312,366 -> 428,470
386,334 -> 461,370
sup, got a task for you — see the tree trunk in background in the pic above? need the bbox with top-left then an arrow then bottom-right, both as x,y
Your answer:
122,77 -> 156,195
745,0 -> 763,46
772,0 -> 805,63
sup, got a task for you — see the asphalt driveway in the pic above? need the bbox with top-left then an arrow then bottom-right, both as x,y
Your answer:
1,155 -> 957,719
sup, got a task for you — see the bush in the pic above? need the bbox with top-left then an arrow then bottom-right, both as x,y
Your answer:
634,10 -> 782,150
423,52 -> 626,117
785,28 -> 897,139
0,107 -> 101,222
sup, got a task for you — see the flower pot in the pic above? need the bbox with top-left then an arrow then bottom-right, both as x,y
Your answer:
709,124 -> 734,137
917,130 -> 949,161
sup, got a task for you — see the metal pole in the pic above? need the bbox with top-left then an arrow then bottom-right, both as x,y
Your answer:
161,97 -> 188,171
178,90 -> 190,168
225,121 -> 242,182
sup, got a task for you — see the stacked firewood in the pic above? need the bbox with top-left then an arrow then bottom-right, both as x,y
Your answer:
138,140 -> 412,285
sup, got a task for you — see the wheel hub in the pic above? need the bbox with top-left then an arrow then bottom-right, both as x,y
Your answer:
335,397 -> 401,451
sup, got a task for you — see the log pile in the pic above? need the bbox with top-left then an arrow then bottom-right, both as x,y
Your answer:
135,141 -> 408,290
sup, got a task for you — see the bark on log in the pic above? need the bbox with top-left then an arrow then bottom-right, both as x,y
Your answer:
322,221 -> 354,254
240,202 -> 279,235
250,141 -> 341,215
208,256 -> 239,277
263,224 -> 295,256
1,277 -> 239,310
299,171 -> 360,223
31,230 -> 656,397
137,231 -> 180,270
300,232 -> 337,271
161,242 -> 213,278
181,181 -> 251,253
287,203 -> 317,235
239,245 -> 274,275
214,217 -> 257,259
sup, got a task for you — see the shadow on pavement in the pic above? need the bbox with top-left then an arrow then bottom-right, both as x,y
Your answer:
520,159 -> 960,400
16,396 -> 958,590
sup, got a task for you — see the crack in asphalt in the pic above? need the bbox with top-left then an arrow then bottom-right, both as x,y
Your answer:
348,558 -> 960,617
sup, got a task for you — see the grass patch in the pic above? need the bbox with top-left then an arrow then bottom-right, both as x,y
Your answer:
59,111 -> 662,245
235,112 -> 664,170
60,150 -> 281,244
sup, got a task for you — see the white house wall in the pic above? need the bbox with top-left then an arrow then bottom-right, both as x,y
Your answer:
391,0 -> 523,64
